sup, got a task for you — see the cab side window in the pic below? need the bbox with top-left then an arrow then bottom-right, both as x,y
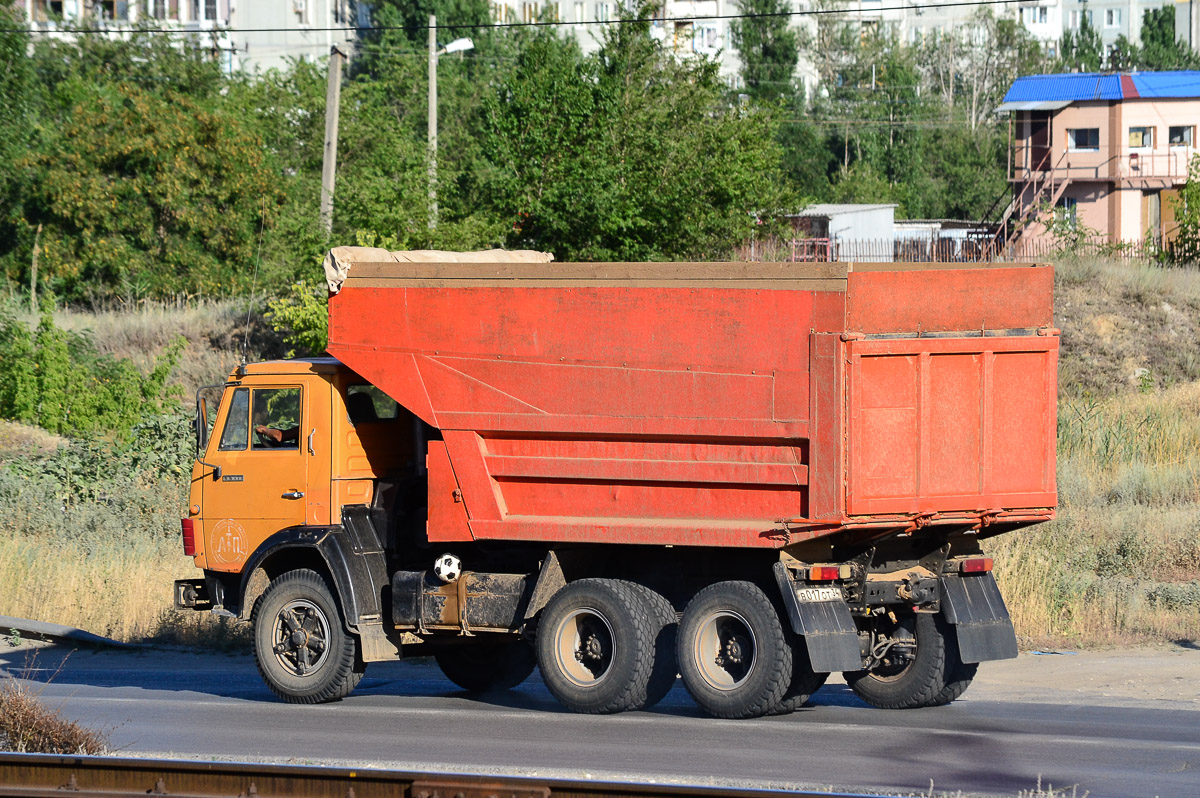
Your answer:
218,388 -> 250,451
345,384 -> 399,425
252,387 -> 302,450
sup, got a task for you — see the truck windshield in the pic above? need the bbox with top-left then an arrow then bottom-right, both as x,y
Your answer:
218,388 -> 249,451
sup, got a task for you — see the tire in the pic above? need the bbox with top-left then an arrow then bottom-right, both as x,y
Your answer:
677,581 -> 793,719
926,619 -> 978,707
535,579 -> 657,714
770,638 -> 830,715
630,584 -> 679,709
843,611 -> 949,710
252,569 -> 364,704
433,640 -> 537,693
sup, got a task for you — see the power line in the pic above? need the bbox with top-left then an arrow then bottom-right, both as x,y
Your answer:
7,0 -> 1028,36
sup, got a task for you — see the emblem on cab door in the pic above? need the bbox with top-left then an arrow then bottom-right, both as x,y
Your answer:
211,519 -> 248,565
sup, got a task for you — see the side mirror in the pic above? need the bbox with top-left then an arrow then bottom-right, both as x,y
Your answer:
196,396 -> 209,452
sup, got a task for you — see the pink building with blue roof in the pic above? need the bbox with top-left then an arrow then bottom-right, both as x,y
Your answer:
998,71 -> 1200,248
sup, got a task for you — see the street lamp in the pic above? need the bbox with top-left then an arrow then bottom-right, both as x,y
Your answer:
428,15 -> 475,230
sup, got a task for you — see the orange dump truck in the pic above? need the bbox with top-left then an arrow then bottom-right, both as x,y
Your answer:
175,251 -> 1057,718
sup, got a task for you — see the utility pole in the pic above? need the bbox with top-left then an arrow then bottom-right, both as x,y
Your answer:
320,45 -> 347,237
428,14 -> 438,230
30,223 -> 41,314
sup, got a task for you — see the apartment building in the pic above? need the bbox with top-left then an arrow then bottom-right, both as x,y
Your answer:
14,0 -> 365,73
999,70 -> 1200,246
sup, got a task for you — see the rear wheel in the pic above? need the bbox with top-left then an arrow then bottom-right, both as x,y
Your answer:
926,620 -> 978,706
677,581 -> 793,719
844,611 -> 949,710
631,584 -> 679,709
434,640 -> 537,692
770,639 -> 830,715
252,569 -> 364,704
536,579 -> 656,714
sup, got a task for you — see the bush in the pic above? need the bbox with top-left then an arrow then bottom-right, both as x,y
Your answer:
0,677 -> 106,754
0,307 -> 184,440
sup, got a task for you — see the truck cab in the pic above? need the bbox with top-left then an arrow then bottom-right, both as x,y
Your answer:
182,359 -> 417,615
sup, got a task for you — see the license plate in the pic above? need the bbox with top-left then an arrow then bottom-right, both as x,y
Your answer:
795,586 -> 841,602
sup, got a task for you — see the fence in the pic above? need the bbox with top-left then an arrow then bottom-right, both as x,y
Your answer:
778,236 -> 1169,263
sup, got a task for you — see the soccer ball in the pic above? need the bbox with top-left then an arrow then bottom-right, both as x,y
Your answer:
433,553 -> 462,583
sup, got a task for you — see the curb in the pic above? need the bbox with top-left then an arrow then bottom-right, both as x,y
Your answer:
0,615 -> 140,649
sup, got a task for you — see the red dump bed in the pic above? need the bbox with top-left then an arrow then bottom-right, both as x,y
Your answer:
327,261 -> 1057,548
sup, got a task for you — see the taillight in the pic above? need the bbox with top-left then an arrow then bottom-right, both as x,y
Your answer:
181,518 -> 196,556
808,565 -> 851,581
960,557 -> 993,573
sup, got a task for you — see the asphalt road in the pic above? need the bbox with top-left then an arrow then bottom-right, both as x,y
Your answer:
2,643 -> 1198,798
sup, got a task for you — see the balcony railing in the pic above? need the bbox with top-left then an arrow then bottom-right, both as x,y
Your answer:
1010,141 -> 1195,184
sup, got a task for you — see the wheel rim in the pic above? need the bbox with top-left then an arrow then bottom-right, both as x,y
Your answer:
271,599 -> 331,677
693,610 -> 757,691
554,608 -> 615,688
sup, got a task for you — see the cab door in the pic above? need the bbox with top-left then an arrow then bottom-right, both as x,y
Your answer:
199,383 -> 309,573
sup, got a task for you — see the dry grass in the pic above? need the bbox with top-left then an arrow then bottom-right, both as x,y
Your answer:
0,664 -> 107,754
9,299 -> 286,401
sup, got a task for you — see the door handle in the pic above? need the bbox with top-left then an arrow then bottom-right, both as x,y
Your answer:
282,491 -> 305,500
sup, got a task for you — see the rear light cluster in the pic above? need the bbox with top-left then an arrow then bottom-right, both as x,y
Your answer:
808,564 -> 852,581
960,556 -> 993,573
181,518 -> 196,557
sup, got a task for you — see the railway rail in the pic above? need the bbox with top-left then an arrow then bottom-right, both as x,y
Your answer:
0,754 -> 876,798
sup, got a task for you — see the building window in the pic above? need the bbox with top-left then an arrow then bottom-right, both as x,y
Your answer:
674,19 -> 692,49
1169,126 -> 1194,146
1105,8 -> 1121,27
574,1 -> 585,20
1055,197 -> 1078,228
521,2 -> 537,22
91,0 -> 130,19
191,0 -> 217,21
594,1 -> 609,21
1068,128 -> 1100,151
1129,126 -> 1153,149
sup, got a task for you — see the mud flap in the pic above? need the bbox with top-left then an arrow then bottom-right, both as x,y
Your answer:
773,562 -> 863,673
940,573 -> 1018,663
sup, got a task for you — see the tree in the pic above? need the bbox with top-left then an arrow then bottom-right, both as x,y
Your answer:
19,83 -> 284,301
479,14 -> 789,260
730,0 -> 800,104
1059,13 -> 1103,72
1140,7 -> 1200,69
1174,155 -> 1200,264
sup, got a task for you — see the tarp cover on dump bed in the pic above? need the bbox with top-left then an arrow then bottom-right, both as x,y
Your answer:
323,247 -> 554,294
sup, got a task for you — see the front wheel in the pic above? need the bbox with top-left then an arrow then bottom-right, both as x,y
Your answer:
252,569 -> 364,704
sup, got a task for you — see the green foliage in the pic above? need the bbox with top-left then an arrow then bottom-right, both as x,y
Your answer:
0,309 -> 184,439
266,280 -> 329,356
479,16 -> 789,259
731,0 -> 800,104
1175,155 -> 1200,265
798,12 -> 1047,221
1059,13 -> 1103,72
1138,8 -> 1200,70
0,1 -> 1070,291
